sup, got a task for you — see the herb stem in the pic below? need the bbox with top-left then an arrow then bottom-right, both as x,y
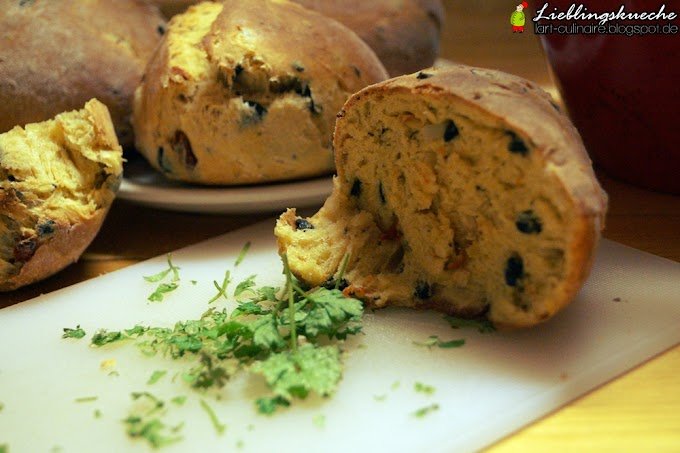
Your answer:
281,253 -> 298,354
336,253 -> 351,289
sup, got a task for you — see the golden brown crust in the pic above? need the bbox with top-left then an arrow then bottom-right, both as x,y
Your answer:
0,210 -> 108,292
147,0 -> 444,76
134,0 -> 388,185
339,65 -> 608,219
0,0 -> 165,148
0,99 -> 123,291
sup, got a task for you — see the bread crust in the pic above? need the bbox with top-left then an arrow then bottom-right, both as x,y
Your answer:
134,0 -> 388,185
148,0 -> 444,76
0,0 -> 165,148
0,99 -> 123,291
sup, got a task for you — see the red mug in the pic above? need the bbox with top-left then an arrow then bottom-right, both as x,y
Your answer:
536,0 -> 680,193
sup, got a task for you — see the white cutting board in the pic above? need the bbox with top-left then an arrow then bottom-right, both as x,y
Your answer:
1,219 -> 679,453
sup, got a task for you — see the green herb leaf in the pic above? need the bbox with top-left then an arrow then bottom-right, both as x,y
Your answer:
125,392 -> 183,448
252,344 -> 342,412
170,396 -> 187,406
445,315 -> 495,333
412,403 -> 440,418
234,274 -> 257,297
143,268 -> 171,283
148,283 -> 179,302
414,382 -> 435,396
296,288 -> 363,340
62,325 -> 86,339
255,395 -> 290,415
91,329 -> 125,347
413,335 -> 465,349
200,399 -> 226,436
74,396 -> 98,403
438,338 -> 466,349
147,370 -> 167,385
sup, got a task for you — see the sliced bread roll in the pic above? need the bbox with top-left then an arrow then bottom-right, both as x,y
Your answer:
0,99 -> 123,291
275,66 -> 608,328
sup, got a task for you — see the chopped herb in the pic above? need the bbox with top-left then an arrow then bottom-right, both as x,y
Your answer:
413,403 -> 440,418
373,394 -> 387,402
413,336 -> 438,348
62,325 -> 86,339
191,280 -> 198,285
147,370 -> 167,385
200,399 -> 226,435
94,409 -> 102,418
91,329 -> 125,347
144,254 -> 181,283
67,248 -> 364,428
413,335 -> 465,349
414,382 -> 435,396
255,395 -> 290,415
312,414 -> 326,429
438,339 -> 466,348
0,402 -> 4,412
445,315 -> 496,333
125,392 -> 183,449
234,274 -> 257,297
0,444 -> 7,453
234,241 -> 251,267
236,439 -> 245,449
209,270 -> 231,304
144,254 -> 181,302
252,344 -> 342,412
391,380 -> 401,390
148,283 -> 179,302
170,396 -> 187,406
75,396 -> 98,403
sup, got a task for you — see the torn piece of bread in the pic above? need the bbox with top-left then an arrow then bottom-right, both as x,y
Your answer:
275,66 -> 607,329
0,99 -> 123,291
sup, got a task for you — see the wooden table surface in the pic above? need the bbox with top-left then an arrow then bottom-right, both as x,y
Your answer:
2,5 -> 679,452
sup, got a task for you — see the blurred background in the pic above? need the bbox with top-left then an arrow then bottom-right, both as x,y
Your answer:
440,2 -> 552,86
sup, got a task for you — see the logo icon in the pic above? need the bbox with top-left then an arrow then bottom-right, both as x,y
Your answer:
511,1 -> 529,33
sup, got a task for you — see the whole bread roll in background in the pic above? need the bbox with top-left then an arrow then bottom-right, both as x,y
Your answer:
148,0 -> 444,76
0,0 -> 166,148
0,99 -> 124,291
133,0 -> 388,185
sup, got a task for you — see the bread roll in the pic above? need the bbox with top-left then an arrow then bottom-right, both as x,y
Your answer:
276,66 -> 608,329
133,0 -> 388,185
0,0 -> 166,148
148,0 -> 444,76
0,99 -> 123,291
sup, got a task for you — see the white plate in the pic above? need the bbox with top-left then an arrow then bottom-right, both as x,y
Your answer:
118,155 -> 334,214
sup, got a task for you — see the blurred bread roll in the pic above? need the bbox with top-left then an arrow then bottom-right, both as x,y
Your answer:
148,0 -> 444,76
0,0 -> 166,148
